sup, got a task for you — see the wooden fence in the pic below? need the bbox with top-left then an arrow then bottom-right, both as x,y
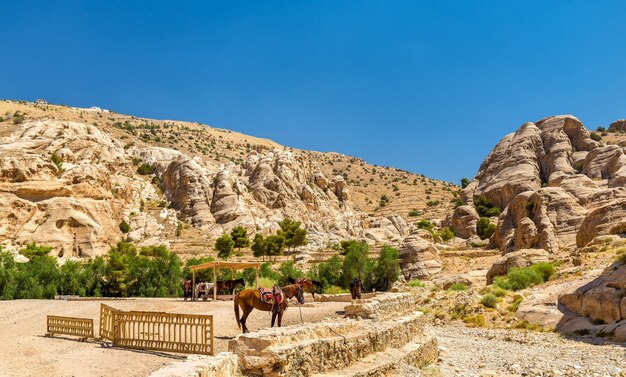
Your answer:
46,315 -> 94,340
99,304 -> 116,341
99,304 -> 214,355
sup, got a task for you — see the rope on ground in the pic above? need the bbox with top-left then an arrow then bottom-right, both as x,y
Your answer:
327,325 -> 347,345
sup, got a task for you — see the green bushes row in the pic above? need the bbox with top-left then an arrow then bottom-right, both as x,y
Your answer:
0,243 -> 182,299
494,262 -> 555,291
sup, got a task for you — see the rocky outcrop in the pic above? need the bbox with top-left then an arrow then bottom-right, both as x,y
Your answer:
0,121 -> 131,258
492,188 -> 586,254
0,117 -> 400,257
558,263 -> 626,323
465,115 -> 626,253
442,205 -> 478,239
486,249 -> 550,284
398,234 -> 441,280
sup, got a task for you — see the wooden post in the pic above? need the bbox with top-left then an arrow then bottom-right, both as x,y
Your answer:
192,269 -> 196,301
255,267 -> 259,288
213,266 -> 217,301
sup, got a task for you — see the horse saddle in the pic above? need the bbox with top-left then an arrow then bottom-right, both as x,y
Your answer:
258,286 -> 283,306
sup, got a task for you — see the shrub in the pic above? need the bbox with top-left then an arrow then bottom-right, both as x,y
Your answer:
498,267 -> 544,291
590,132 -> 602,141
136,163 -> 154,175
508,295 -> 523,312
530,262 -> 555,281
257,276 -> 277,288
426,200 -> 440,207
616,249 -> 626,264
460,177 -> 470,188
50,152 -> 63,172
323,285 -> 349,294
463,314 -> 485,327
439,227 -> 455,241
474,195 -> 501,217
12,111 -> 25,125
476,217 -> 496,240
119,220 -> 130,234
492,286 -> 507,297
407,279 -> 425,288
408,210 -> 420,217
448,283 -> 467,291
480,294 -> 498,308
373,246 -> 400,291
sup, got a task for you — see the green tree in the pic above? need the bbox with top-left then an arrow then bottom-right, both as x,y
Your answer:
339,240 -> 366,255
264,235 -> 286,261
373,246 -> 400,291
0,249 -> 18,299
104,241 -> 137,297
277,261 -> 304,285
230,226 -> 250,253
16,244 -> 60,299
460,177 -> 470,189
183,256 -> 215,281
277,217 -> 308,252
309,255 -> 343,289
474,196 -> 501,217
342,242 -> 373,289
215,234 -> 234,260
119,220 -> 130,234
251,234 -> 267,260
477,217 -> 496,240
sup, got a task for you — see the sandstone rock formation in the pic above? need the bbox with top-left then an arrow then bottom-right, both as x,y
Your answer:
558,263 -> 626,323
398,234 -> 441,280
0,118 -> 404,258
442,205 -> 478,239
464,115 -> 626,253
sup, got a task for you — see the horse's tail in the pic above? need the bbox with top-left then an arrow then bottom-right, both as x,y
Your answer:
234,292 -> 241,329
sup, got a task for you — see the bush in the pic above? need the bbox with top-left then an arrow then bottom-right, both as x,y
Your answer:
474,196 -> 501,217
616,249 -> 626,264
460,177 -> 470,188
119,220 -> 130,234
463,314 -> 485,327
136,163 -> 154,175
530,262 -> 555,281
480,294 -> 498,308
323,285 -> 349,294
508,295 -> 523,312
257,277 -> 277,288
439,227 -> 455,241
407,279 -> 425,288
448,283 -> 467,291
408,210 -> 420,217
495,267 -> 544,291
476,217 -> 496,240
590,132 -> 602,141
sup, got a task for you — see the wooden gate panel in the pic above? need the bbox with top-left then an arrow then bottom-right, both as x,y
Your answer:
47,316 -> 94,339
112,310 -> 214,355
99,304 -> 116,341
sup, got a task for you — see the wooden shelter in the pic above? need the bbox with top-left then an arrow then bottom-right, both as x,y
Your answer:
190,261 -> 260,301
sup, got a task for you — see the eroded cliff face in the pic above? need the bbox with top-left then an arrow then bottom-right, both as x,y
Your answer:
0,119 -> 409,259
463,115 -> 626,254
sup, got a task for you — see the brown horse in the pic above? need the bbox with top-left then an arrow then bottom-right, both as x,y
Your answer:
213,278 -> 245,295
350,277 -> 362,299
234,284 -> 305,333
286,277 -> 323,299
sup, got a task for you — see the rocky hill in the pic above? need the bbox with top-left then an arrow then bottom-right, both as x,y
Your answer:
0,100 -> 457,260
461,115 -> 626,254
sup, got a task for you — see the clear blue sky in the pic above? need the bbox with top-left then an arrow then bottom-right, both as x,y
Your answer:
2,1 -> 626,182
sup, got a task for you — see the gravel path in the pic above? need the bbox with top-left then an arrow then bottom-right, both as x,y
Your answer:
428,323 -> 626,377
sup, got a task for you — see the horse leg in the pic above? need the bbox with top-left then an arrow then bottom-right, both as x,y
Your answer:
241,306 -> 253,333
271,311 -> 277,327
278,311 -> 283,327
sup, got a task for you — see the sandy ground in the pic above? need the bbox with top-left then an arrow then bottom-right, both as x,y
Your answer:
0,298 -> 346,377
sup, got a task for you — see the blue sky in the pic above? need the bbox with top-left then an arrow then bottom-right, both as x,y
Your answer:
2,1 -> 626,182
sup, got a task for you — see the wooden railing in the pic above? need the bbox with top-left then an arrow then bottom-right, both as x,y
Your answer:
46,315 -> 94,340
99,304 -> 214,355
99,304 -> 116,341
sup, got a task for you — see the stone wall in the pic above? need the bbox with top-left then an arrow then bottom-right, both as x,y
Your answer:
149,352 -> 239,377
344,292 -> 420,319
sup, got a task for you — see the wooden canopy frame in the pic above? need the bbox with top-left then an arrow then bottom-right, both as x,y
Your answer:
190,261 -> 260,301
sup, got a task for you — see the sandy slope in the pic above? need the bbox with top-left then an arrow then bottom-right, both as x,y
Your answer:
0,298 -> 345,377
